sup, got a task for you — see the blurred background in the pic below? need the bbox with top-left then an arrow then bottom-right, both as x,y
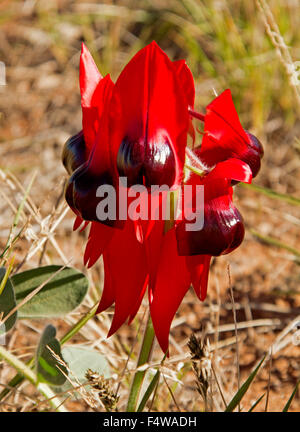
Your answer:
0,0 -> 299,412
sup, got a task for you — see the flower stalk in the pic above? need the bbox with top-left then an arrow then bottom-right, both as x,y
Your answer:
127,312 -> 156,412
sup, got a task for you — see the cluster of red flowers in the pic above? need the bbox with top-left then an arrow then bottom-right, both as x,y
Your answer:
63,41 -> 263,352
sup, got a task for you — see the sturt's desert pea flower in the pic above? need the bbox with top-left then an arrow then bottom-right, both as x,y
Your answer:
62,41 -> 263,352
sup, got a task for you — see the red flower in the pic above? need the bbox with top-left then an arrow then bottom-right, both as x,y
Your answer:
62,42 -> 263,353
190,89 -> 264,178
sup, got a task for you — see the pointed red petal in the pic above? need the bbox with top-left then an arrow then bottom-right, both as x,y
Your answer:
73,215 -> 84,231
106,221 -> 148,337
79,221 -> 89,232
186,255 -> 211,301
150,228 -> 190,353
172,59 -> 195,109
96,257 -> 115,313
127,277 -> 148,325
80,43 -> 102,108
111,41 -> 189,188
173,59 -> 196,145
84,222 -> 114,268
82,74 -> 114,152
80,44 -> 114,153
206,158 -> 252,184
198,89 -> 250,166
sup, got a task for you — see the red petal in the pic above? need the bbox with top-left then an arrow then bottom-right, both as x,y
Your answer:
127,278 -> 148,324
206,158 -> 252,184
79,221 -> 89,232
84,222 -> 114,268
110,41 -> 189,188
73,215 -> 84,231
82,75 -> 114,153
80,43 -> 102,108
198,89 -> 251,166
172,59 -> 195,109
105,220 -> 148,336
186,255 -> 211,301
80,44 -> 114,153
150,228 -> 190,353
173,59 -> 196,144
96,257 -> 115,313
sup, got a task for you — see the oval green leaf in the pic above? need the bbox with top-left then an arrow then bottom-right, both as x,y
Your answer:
54,346 -> 110,394
36,324 -> 68,386
11,265 -> 88,318
0,267 -> 17,334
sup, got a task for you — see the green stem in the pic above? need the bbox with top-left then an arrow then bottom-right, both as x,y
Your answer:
60,303 -> 98,346
184,164 -> 205,177
0,345 -> 67,412
127,313 -> 156,412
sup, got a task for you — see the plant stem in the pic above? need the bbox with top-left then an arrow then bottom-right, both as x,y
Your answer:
127,312 -> 156,412
0,345 -> 67,412
60,303 -> 98,345
184,164 -> 205,177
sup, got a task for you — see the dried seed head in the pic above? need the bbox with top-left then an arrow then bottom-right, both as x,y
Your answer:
188,333 -> 212,405
85,369 -> 119,411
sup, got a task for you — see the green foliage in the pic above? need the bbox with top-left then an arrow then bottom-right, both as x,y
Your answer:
54,346 -> 110,393
36,325 -> 68,386
137,370 -> 160,412
248,393 -> 265,412
225,355 -> 266,412
11,265 -> 88,318
282,380 -> 300,412
0,267 -> 17,334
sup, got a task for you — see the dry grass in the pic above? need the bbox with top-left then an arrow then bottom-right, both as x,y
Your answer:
0,0 -> 299,412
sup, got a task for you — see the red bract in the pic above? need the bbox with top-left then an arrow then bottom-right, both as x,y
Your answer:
62,42 -> 263,353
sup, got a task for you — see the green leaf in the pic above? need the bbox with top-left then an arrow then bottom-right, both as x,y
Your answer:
11,265 -> 88,318
36,325 -> 68,386
248,393 -> 265,412
225,355 -> 266,412
54,346 -> 110,393
137,370 -> 160,412
0,267 -> 17,334
282,380 -> 300,412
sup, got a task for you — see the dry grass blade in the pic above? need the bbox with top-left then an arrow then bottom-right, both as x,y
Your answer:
264,348 -> 273,412
162,372 -> 181,412
228,264 -> 241,411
